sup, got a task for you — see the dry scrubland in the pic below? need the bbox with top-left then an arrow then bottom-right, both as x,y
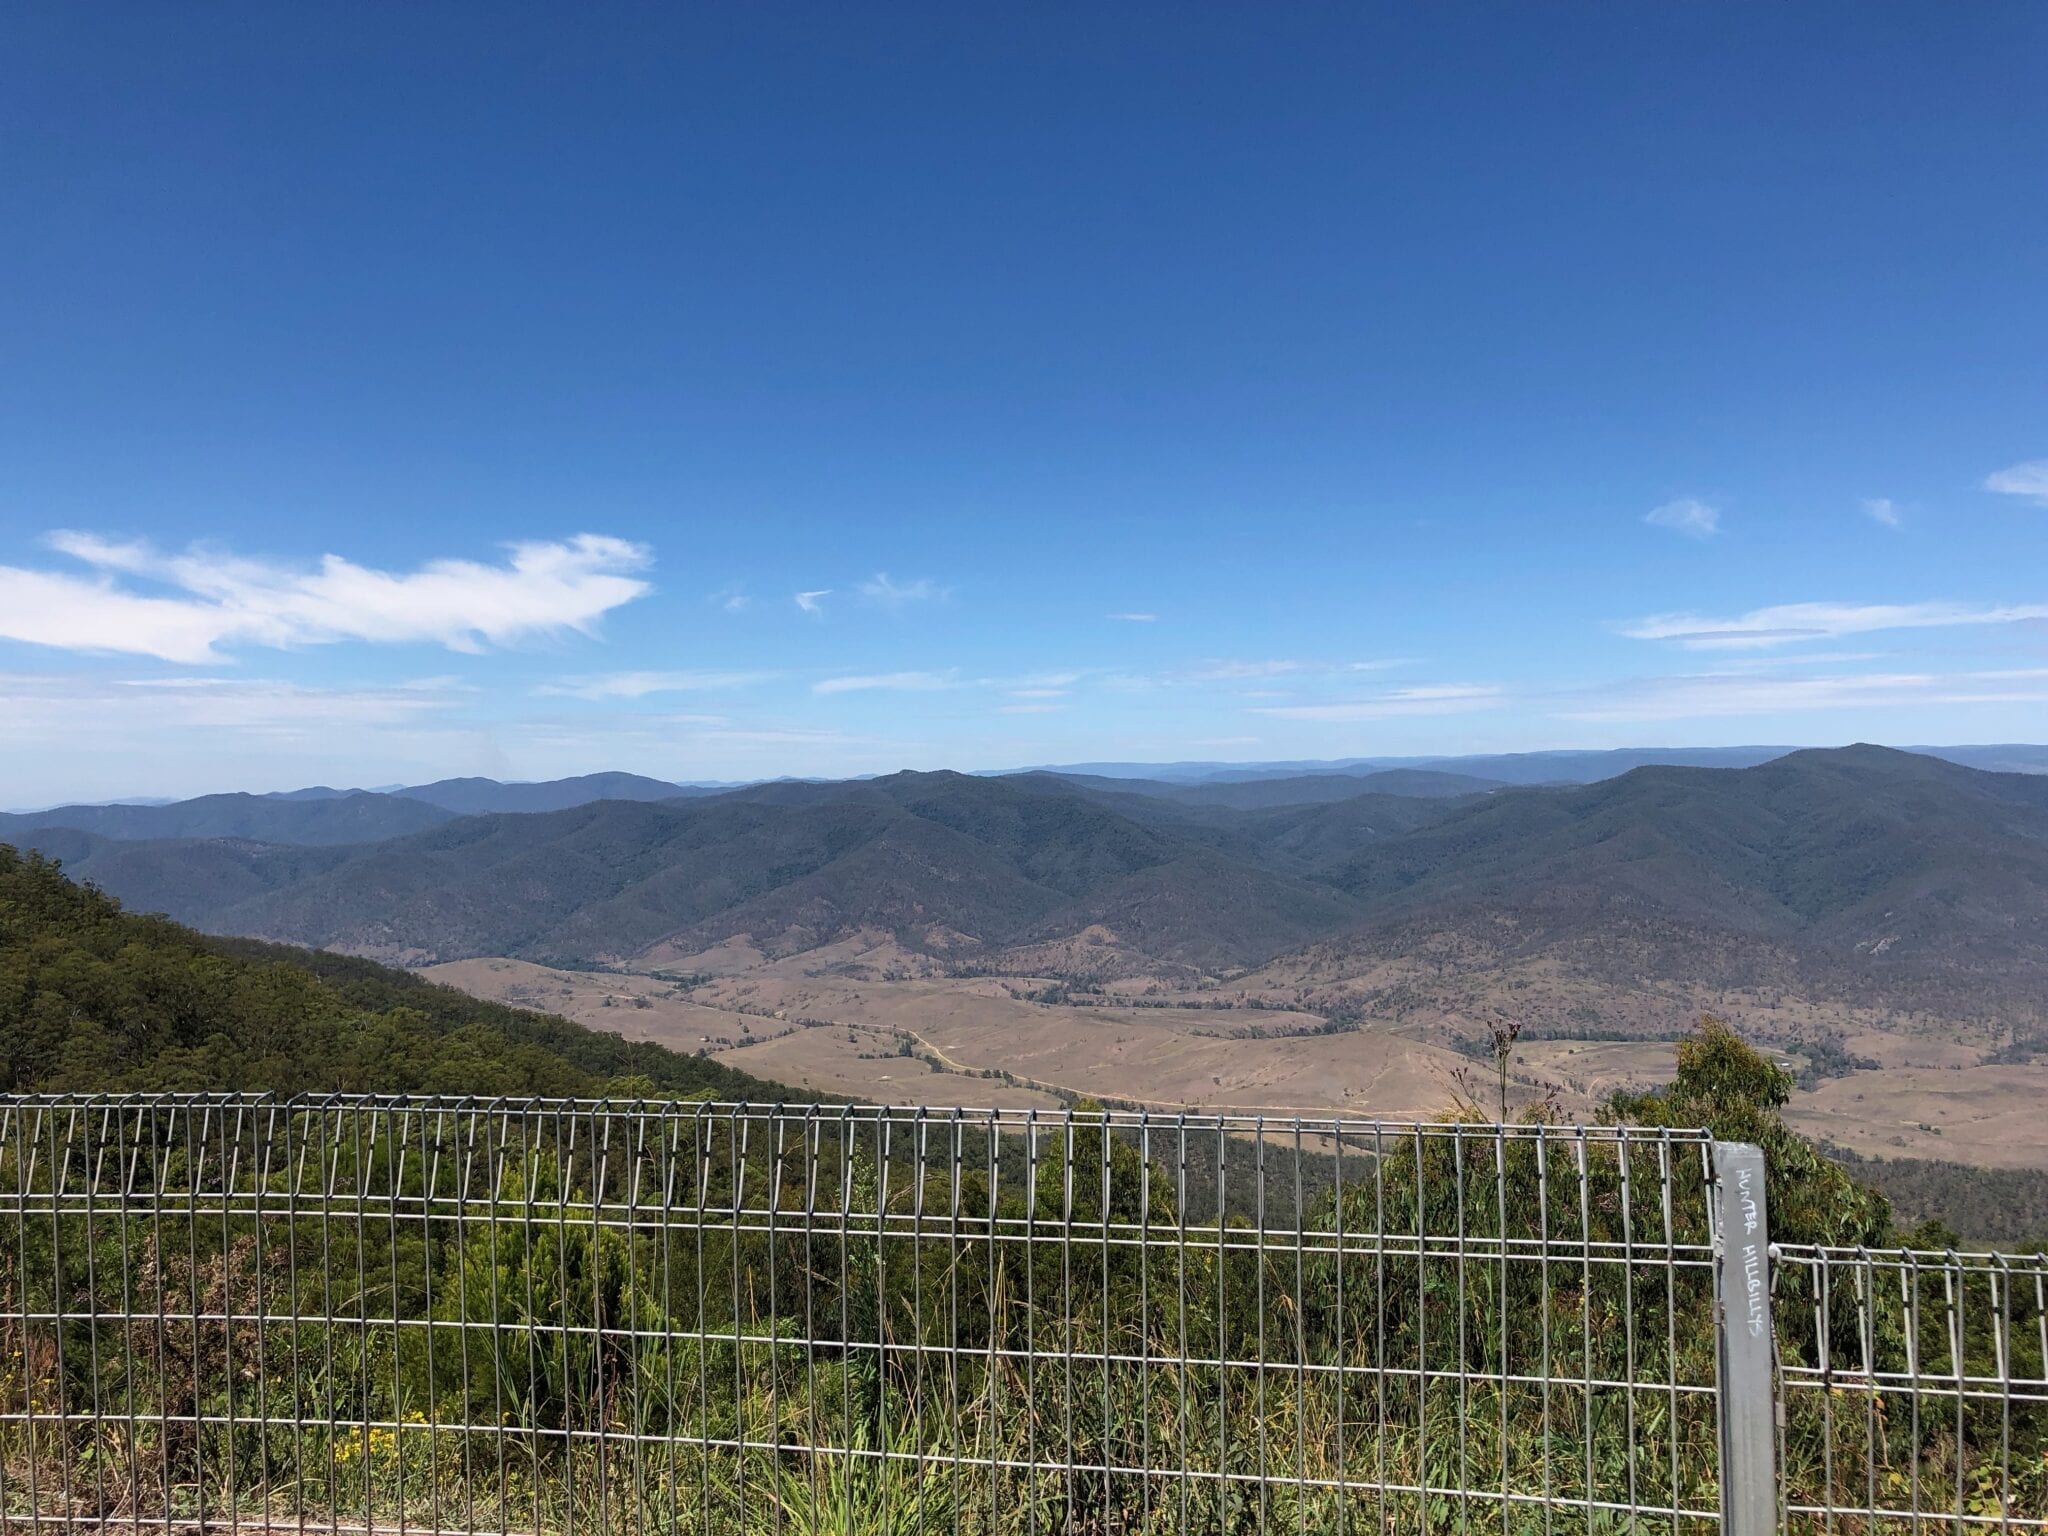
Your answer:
428,925 -> 2048,1170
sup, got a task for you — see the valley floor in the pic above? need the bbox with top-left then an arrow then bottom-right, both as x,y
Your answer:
425,932 -> 2048,1172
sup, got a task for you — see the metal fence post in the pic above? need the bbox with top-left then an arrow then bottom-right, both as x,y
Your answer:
1710,1140 -> 1777,1536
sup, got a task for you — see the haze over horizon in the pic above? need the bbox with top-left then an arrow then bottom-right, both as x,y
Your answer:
4,5 -> 2046,805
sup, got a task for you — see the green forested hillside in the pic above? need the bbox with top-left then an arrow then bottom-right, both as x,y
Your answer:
0,842 -> 802,1100
1326,745 -> 2048,937
32,749 -> 2048,1000
1824,1145 -> 2048,1248
11,827 -> 355,924
65,769 -> 1371,968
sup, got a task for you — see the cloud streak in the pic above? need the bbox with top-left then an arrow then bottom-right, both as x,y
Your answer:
1985,459 -> 2048,507
0,533 -> 651,664
533,670 -> 777,700
1618,599 -> 2048,651
1188,659 -> 1309,681
1254,683 -> 1504,721
1643,499 -> 1721,539
859,573 -> 946,611
813,670 -> 959,694
1180,658 -> 1415,684
1861,498 -> 1903,528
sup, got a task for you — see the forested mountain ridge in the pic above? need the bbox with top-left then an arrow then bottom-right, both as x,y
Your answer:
17,749 -> 2048,1017
392,771 -> 724,815
1317,745 -> 2048,968
165,772 -> 1355,969
9,828 -> 358,924
0,843 -> 800,1100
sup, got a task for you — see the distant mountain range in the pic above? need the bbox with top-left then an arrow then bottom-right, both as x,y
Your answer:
1,771 -> 735,835
7,747 -> 2045,1052
16,743 -> 2047,824
1047,767 -> 1506,807
1011,743 -> 2048,786
0,764 -> 1513,845
0,791 -> 459,847
386,771 -> 733,816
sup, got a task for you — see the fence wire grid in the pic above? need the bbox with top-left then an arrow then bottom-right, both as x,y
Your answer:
1774,1244 -> 2047,1533
0,1096 -> 2037,1536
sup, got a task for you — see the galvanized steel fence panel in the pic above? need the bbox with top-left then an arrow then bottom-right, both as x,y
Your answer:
1773,1244 -> 2048,1533
0,1096 -> 2035,1536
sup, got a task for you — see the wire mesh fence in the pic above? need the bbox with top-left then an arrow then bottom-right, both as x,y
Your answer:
0,1096 -> 2037,1536
1774,1244 -> 2048,1533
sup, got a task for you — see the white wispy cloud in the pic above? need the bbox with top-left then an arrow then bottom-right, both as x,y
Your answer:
1618,599 -> 2048,651
1188,659 -> 1308,681
859,573 -> 946,611
1557,668 -> 2048,722
0,532 -> 651,664
1643,499 -> 1721,539
1254,683 -> 1504,721
533,670 -> 778,700
809,667 -> 1079,699
971,670 -> 1081,699
1107,611 -> 1158,622
998,703 -> 1063,714
1861,498 -> 1903,528
1179,658 -> 1413,685
813,670 -> 960,694
1984,459 -> 2048,507
794,589 -> 831,614
996,670 -> 1081,690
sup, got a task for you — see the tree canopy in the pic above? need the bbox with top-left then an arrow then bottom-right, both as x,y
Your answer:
0,843 -> 797,1100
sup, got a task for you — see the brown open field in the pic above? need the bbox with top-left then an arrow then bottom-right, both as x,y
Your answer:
434,951 -> 1551,1120
1514,1039 -> 1678,1102
710,1028 -> 1065,1110
427,945 -> 2048,1171
1786,1065 -> 2048,1170
424,957 -> 764,1048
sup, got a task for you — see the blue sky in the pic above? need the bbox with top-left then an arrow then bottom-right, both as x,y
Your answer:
3,4 -> 2046,803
